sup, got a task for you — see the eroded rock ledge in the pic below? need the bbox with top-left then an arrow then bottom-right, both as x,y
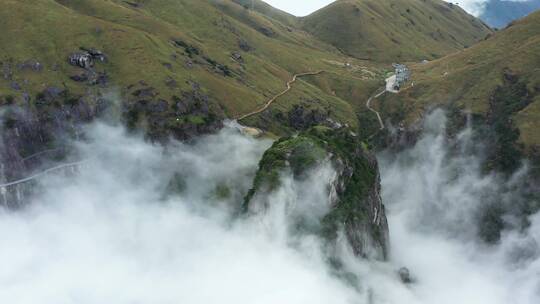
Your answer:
243,126 -> 389,260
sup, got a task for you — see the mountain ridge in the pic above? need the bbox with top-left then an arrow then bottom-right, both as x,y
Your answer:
301,0 -> 492,62
480,0 -> 540,28
1,0 -> 536,150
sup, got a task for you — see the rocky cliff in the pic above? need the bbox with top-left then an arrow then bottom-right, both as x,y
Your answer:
0,91 -> 106,207
243,126 -> 389,260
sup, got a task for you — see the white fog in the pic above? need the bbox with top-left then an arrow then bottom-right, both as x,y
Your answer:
0,111 -> 539,303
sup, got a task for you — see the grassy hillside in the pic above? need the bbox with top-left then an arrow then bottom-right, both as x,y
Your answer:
375,12 -> 540,176
301,0 -> 492,62
0,0 -> 386,138
230,0 -> 299,27
381,10 -> 540,150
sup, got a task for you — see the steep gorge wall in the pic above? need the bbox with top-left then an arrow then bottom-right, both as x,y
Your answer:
243,126 -> 390,260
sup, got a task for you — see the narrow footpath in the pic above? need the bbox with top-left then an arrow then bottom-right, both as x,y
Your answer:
236,70 -> 394,135
236,70 -> 325,121
0,160 -> 88,188
366,88 -> 386,131
365,74 -> 401,132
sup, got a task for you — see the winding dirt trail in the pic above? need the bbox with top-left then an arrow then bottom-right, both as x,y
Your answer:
236,70 -> 325,121
365,74 -> 402,132
236,69 -> 389,135
366,88 -> 386,131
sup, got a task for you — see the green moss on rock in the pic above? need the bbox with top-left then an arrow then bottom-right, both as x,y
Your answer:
243,126 -> 389,259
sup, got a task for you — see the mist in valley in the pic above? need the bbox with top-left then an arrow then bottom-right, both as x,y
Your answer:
378,110 -> 540,304
0,111 -> 539,303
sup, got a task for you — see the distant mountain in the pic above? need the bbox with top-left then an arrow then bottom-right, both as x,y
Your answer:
480,0 -> 540,28
1,0 -> 539,186
0,0 -> 494,142
0,0 -> 378,140
387,10 -> 540,157
230,0 -> 299,27
301,0 -> 492,62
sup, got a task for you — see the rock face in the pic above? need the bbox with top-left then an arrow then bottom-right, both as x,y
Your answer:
243,126 -> 389,260
67,48 -> 109,87
0,79 -> 223,207
68,48 -> 107,69
0,91 -> 106,208
287,104 -> 328,131
123,81 -> 224,142
398,267 -> 413,284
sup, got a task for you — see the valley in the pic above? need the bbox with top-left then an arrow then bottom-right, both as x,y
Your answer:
1,1 -> 540,303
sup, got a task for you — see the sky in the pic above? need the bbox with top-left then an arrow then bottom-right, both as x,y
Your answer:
263,0 -> 334,16
262,0 -> 528,17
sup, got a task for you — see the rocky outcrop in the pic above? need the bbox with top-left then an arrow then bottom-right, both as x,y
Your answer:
287,104 -> 328,131
67,48 -> 109,87
0,90 -> 107,208
123,81 -> 224,142
68,48 -> 107,69
17,59 -> 43,72
258,26 -> 276,37
243,126 -> 389,260
238,39 -> 252,52
398,267 -> 413,284
171,39 -> 234,77
1,78 -> 224,207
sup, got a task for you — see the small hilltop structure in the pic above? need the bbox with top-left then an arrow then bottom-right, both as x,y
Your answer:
392,63 -> 410,91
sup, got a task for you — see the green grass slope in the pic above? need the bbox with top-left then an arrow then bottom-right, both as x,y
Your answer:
301,0 -> 492,62
390,10 -> 540,148
0,0 -> 387,137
